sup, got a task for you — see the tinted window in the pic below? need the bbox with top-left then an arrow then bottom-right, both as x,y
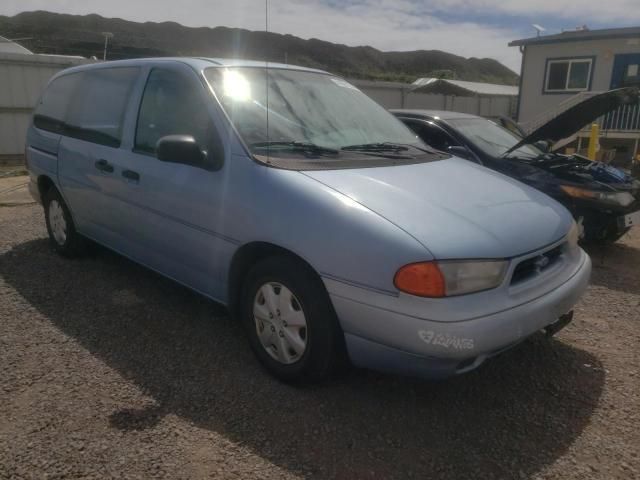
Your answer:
33,73 -> 83,133
65,67 -> 140,147
447,117 -> 543,159
135,69 -> 214,155
404,120 -> 459,151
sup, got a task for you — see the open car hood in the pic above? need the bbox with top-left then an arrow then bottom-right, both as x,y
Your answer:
504,87 -> 640,156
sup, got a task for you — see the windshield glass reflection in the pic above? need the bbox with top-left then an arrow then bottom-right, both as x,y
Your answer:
447,117 -> 543,159
204,67 -> 422,157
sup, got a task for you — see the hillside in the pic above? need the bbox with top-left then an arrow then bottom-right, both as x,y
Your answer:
0,11 -> 519,85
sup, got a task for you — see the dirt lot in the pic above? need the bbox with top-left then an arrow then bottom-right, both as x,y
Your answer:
1,201 -> 639,480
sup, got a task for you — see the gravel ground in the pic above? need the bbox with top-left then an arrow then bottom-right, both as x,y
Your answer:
1,202 -> 639,479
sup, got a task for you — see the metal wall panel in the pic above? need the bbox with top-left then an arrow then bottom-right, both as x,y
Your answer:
0,112 -> 30,156
0,53 -> 90,156
359,87 -> 404,109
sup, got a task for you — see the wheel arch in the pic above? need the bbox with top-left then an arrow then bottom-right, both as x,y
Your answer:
37,174 -> 79,229
227,241 -> 325,319
37,174 -> 56,199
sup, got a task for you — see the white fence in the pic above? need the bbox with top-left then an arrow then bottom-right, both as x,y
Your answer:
0,52 -> 90,160
596,102 -> 640,132
350,79 -> 518,119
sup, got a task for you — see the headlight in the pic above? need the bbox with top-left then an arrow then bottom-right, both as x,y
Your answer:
394,260 -> 508,298
560,185 -> 635,207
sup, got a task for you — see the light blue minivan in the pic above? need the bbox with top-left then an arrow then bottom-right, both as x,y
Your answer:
26,58 -> 592,382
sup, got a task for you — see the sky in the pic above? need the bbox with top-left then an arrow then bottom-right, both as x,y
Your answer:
2,0 -> 640,73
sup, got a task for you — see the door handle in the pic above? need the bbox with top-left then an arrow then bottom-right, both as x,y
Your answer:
122,169 -> 140,182
95,159 -> 114,173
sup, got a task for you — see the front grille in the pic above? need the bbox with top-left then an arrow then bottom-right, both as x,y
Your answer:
511,243 -> 565,285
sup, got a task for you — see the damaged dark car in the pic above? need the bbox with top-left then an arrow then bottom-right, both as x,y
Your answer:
392,87 -> 640,243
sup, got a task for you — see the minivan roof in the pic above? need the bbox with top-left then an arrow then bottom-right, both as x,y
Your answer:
53,57 -> 331,77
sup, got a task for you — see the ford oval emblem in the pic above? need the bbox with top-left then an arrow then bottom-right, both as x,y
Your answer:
534,255 -> 550,270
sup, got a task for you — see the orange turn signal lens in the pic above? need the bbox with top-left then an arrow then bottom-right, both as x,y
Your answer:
394,262 -> 446,298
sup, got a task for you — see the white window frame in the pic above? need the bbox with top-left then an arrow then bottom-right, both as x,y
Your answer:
544,58 -> 593,93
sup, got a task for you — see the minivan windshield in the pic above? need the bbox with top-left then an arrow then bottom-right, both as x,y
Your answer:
204,67 -> 423,157
447,117 -> 543,159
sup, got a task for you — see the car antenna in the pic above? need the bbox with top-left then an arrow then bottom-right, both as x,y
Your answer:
265,0 -> 270,160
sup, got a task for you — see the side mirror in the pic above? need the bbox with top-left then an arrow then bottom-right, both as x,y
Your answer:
447,145 -> 473,161
156,135 -> 206,167
534,140 -> 551,153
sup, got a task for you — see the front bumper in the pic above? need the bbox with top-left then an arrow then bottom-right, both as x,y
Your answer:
326,250 -> 591,379
570,200 -> 640,238
619,210 -> 640,229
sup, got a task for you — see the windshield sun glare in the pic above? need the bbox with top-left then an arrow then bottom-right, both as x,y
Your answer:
223,70 -> 252,102
204,67 -> 422,158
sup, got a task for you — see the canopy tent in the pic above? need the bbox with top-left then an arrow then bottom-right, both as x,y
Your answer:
0,36 -> 32,55
411,78 -> 518,97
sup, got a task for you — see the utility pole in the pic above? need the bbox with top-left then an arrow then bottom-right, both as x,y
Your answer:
101,32 -> 113,61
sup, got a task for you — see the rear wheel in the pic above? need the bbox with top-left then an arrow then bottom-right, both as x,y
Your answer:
43,188 -> 85,257
240,256 -> 344,383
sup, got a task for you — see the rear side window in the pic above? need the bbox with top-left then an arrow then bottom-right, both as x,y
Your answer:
33,73 -> 82,134
65,67 -> 140,147
135,68 -> 213,155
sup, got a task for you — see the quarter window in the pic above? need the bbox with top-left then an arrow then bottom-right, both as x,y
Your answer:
545,59 -> 593,93
33,73 -> 83,134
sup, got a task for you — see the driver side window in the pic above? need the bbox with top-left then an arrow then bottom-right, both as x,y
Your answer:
135,68 -> 214,156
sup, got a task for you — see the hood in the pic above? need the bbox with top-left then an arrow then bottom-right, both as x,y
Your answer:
505,87 -> 640,155
303,157 -> 573,259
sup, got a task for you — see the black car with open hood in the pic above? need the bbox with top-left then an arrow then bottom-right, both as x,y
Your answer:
392,88 -> 640,243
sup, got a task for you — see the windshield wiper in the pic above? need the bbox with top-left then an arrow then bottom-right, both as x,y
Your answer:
251,141 -> 339,155
341,142 -> 411,152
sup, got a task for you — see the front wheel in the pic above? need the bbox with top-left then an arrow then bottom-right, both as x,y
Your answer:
580,212 -> 630,245
603,228 -> 630,244
240,256 -> 344,383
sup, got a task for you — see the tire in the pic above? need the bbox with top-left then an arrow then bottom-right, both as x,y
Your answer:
603,228 -> 630,244
43,188 -> 86,257
240,256 -> 344,383
582,224 -> 630,245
